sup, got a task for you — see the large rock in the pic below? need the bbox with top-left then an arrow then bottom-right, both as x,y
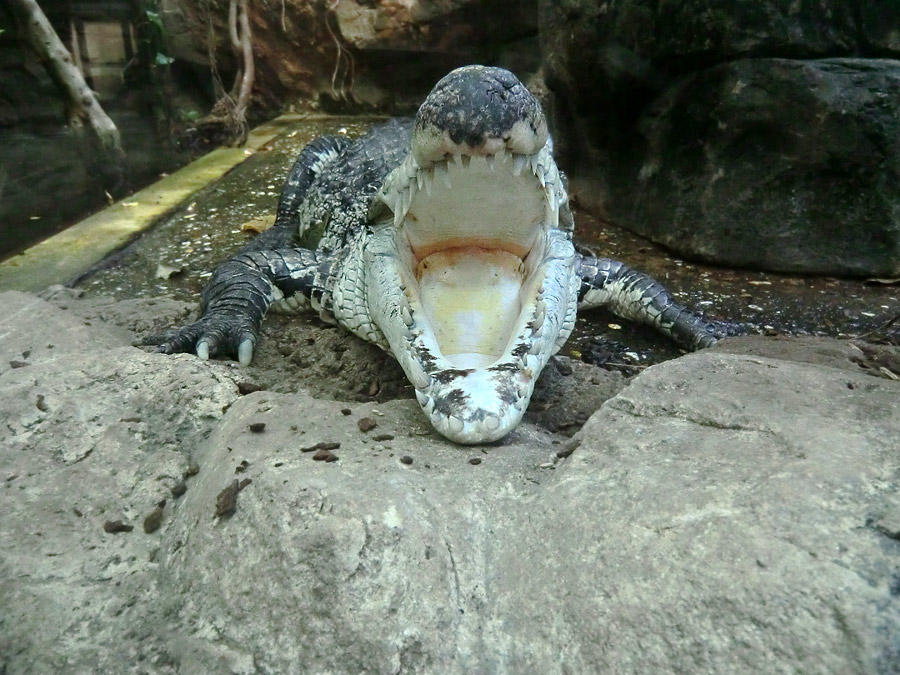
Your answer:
540,0 -> 900,276
618,58 -> 900,276
861,2 -> 900,53
2,291 -> 899,672
540,0 -> 866,152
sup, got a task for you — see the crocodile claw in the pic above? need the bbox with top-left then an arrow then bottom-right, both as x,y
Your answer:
141,313 -> 259,365
196,339 -> 210,361
238,339 -> 254,366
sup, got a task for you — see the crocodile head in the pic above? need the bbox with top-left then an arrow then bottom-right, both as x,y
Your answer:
365,65 -> 578,443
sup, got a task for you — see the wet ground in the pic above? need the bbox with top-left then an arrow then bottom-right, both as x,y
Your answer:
76,116 -> 900,373
77,116 -> 381,298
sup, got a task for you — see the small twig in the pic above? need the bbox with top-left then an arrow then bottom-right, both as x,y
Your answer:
600,362 -> 649,370
853,310 -> 900,340
325,0 -> 354,101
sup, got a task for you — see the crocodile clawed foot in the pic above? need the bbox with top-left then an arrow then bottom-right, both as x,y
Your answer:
140,314 -> 259,366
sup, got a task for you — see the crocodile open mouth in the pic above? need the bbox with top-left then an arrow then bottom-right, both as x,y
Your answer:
365,141 -> 577,443
401,148 -> 558,369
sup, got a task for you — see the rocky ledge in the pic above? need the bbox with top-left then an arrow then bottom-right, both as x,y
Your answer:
1,289 -> 898,673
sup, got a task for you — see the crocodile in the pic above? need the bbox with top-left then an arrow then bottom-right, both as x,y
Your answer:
151,65 -> 728,444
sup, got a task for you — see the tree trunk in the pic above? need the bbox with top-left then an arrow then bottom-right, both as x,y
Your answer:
199,0 -> 255,146
8,0 -> 126,190
230,0 -> 255,133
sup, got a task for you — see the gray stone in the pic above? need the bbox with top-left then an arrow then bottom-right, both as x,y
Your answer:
560,349 -> 900,673
617,58 -> 900,276
540,0 -> 900,276
0,292 -> 242,674
539,0 -> 865,156
2,291 -> 899,673
861,1 -> 900,54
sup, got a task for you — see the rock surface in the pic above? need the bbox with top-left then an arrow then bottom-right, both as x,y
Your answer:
621,58 -> 900,276
161,0 -> 539,111
540,0 -> 900,276
1,290 -> 899,673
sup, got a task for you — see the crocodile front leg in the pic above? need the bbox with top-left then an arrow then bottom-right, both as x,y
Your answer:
576,256 -> 726,350
147,248 -> 338,365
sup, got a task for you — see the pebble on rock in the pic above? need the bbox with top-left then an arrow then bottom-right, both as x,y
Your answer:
301,441 -> 341,453
215,480 -> 240,519
103,520 -> 133,533
143,506 -> 164,534
358,417 -> 377,432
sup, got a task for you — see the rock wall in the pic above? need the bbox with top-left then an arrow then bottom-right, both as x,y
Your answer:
161,0 -> 540,112
540,0 -> 900,276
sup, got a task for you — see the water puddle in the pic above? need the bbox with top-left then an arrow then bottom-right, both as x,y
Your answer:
77,115 -> 900,370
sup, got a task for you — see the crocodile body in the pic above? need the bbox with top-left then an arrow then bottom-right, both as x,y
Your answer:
153,66 -> 727,444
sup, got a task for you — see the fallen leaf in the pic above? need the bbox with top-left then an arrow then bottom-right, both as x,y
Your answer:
155,263 -> 185,279
241,215 -> 276,233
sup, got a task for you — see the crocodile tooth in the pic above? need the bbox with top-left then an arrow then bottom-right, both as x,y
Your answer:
401,305 -> 414,327
528,340 -> 543,355
512,154 -> 527,176
483,415 -> 501,431
421,171 -> 433,196
415,389 -> 432,409
486,154 -> 496,171
417,171 -> 425,192
408,358 -> 431,389
401,187 -> 413,216
531,321 -> 543,338
434,163 -> 452,189
452,153 -> 463,167
547,201 -> 558,228
393,201 -> 404,228
447,416 -> 465,434
534,299 -> 547,326
516,382 -> 529,399
537,171 -> 546,189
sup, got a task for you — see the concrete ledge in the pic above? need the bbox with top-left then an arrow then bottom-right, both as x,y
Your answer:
0,114 -> 307,292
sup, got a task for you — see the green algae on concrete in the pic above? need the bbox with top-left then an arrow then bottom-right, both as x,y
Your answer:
0,114 -> 308,293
